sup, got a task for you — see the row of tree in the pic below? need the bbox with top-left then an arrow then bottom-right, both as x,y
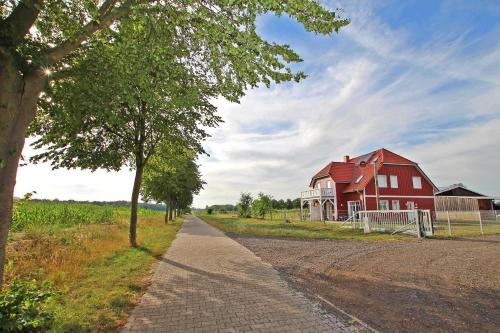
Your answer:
236,193 -> 303,219
0,0 -> 348,287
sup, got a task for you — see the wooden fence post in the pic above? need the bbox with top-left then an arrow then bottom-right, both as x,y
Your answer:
478,211 -> 484,235
446,211 -> 452,236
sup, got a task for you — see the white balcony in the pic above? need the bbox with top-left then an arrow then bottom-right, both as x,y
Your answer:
301,188 -> 335,199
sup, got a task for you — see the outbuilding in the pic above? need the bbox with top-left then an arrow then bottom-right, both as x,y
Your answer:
434,184 -> 497,221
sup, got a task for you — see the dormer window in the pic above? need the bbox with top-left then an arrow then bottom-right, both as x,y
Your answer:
355,175 -> 364,183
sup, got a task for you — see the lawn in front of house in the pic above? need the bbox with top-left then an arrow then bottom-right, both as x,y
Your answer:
198,213 -> 408,241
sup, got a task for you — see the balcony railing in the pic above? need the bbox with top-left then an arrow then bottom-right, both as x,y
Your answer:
301,188 -> 335,199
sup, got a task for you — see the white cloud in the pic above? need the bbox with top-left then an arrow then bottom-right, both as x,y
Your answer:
15,1 -> 500,206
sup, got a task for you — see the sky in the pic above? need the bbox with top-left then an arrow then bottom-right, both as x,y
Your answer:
15,0 -> 500,207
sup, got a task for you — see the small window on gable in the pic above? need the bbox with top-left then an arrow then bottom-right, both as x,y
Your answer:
327,180 -> 332,188
390,175 -> 398,188
412,176 -> 422,189
377,175 -> 387,188
316,182 -> 321,189
355,175 -> 364,184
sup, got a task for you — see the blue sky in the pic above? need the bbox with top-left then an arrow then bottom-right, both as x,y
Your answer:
16,1 -> 500,205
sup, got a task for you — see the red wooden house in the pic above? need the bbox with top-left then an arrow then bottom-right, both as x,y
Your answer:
301,148 -> 437,221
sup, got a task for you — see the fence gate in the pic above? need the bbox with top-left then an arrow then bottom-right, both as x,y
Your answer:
348,209 -> 433,237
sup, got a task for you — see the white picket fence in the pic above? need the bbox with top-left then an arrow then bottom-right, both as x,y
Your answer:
345,209 -> 433,237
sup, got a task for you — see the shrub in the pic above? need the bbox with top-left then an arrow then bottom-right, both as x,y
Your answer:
207,208 -> 213,215
237,192 -> 253,218
0,280 -> 55,332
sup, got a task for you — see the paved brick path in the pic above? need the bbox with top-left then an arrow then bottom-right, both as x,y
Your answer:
122,216 -> 356,333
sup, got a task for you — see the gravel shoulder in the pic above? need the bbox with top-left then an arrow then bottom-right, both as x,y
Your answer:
231,235 -> 500,332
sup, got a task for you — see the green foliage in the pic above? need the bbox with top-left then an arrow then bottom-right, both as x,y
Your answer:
205,204 -> 237,214
207,207 -> 213,215
0,279 -> 55,333
30,16 -> 218,171
237,193 -> 253,218
251,192 -> 273,219
141,144 -> 205,212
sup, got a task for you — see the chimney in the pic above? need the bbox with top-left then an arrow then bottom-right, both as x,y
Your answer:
343,155 -> 350,163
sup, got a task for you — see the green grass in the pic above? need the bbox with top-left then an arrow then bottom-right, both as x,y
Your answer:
198,213 -> 408,241
5,200 -> 183,333
46,217 -> 182,333
432,221 -> 500,238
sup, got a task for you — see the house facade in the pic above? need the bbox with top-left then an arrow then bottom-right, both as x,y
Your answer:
301,148 -> 437,221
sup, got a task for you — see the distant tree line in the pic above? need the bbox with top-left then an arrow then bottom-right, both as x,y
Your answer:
203,193 -> 303,218
22,199 -> 166,211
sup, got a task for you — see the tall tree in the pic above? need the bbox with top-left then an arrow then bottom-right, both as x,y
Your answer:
0,0 -> 348,287
29,18 -> 217,247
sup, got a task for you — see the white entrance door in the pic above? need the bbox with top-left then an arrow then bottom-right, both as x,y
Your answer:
348,201 -> 361,219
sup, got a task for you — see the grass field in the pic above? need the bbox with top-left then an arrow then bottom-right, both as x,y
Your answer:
5,201 -> 182,333
433,220 -> 500,237
198,213 -> 407,241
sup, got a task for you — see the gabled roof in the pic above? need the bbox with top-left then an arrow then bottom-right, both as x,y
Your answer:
309,148 -> 433,193
435,184 -> 490,197
309,162 -> 354,186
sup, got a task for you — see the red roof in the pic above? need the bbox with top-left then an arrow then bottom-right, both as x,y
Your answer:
309,148 -> 417,192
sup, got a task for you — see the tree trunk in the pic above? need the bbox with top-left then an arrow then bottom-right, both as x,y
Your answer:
165,203 -> 172,224
0,50 -> 45,288
168,204 -> 173,221
129,163 -> 144,247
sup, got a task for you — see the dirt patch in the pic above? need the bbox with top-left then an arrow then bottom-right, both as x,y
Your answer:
232,235 -> 500,332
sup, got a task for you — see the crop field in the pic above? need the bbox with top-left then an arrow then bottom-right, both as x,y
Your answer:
11,200 -> 159,232
6,200 -> 182,333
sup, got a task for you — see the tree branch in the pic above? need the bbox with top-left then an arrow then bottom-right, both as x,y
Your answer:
40,0 -> 134,66
0,0 -> 43,46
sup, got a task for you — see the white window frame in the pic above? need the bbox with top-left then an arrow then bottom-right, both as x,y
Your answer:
326,180 -> 332,188
392,200 -> 400,210
379,200 -> 389,210
412,176 -> 422,189
390,175 -> 398,188
316,182 -> 321,189
377,175 -> 388,188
